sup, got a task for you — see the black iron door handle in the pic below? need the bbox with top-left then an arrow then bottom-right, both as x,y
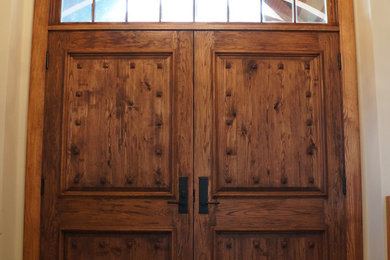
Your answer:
167,177 -> 188,214
199,177 -> 219,214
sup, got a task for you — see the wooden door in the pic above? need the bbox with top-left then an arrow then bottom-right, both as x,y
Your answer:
194,31 -> 345,259
40,31 -> 193,260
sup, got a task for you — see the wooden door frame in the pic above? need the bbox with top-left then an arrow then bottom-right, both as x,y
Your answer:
23,0 -> 363,259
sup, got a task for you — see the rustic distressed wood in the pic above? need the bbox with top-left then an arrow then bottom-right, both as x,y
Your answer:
25,1 -> 363,260
40,31 -> 193,259
47,23 -> 340,32
194,31 -> 346,259
214,54 -> 325,195
339,0 -> 364,259
63,231 -> 171,260
215,231 -> 325,260
23,0 -> 50,259
62,54 -> 173,195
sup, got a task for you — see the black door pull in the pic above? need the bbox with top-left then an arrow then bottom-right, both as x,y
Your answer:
199,177 -> 219,214
167,177 -> 188,214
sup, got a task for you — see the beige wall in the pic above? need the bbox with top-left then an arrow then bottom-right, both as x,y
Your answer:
355,0 -> 390,259
0,0 -> 389,259
0,0 -> 33,258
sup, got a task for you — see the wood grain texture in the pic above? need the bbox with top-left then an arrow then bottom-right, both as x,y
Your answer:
63,231 -> 171,260
194,31 -> 346,260
40,31 -> 193,260
25,1 -> 363,259
338,0 -> 364,258
215,231 -> 325,260
23,0 -> 50,259
62,54 -> 173,194
47,23 -> 340,32
214,54 -> 325,194
194,31 -> 215,260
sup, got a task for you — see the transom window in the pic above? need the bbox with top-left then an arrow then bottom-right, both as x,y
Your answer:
61,0 -> 327,24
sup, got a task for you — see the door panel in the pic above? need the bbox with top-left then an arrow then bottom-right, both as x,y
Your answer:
215,231 -> 325,260
63,54 -> 173,195
214,54 -> 326,195
194,31 -> 345,259
63,231 -> 172,260
41,31 -> 193,259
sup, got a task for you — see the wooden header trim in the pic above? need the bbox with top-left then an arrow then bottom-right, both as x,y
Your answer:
47,23 -> 340,32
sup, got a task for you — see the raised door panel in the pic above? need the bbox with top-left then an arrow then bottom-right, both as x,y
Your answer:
194,31 -> 345,260
41,31 -> 193,260
63,54 -> 173,195
215,231 -> 325,260
214,54 -> 326,195
63,231 -> 172,260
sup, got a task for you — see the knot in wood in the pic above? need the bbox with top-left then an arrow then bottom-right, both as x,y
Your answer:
100,176 -> 107,185
98,241 -> 106,248
226,242 -> 232,249
71,145 -> 80,155
225,177 -> 232,184
226,148 -> 233,156
127,240 -> 135,248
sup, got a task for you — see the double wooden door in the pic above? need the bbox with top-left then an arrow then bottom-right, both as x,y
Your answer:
41,30 -> 345,259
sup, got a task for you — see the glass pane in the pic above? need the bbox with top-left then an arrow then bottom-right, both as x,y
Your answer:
95,0 -> 126,22
61,0 -> 92,22
296,0 -> 327,23
229,0 -> 261,22
196,0 -> 227,22
162,0 -> 193,22
262,0 -> 293,22
128,0 -> 160,22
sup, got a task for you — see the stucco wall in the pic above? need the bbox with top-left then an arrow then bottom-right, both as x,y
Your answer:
0,0 -> 389,259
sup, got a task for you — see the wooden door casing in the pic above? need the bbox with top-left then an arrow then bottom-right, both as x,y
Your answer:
194,31 -> 345,260
24,2 -> 363,260
41,31 -> 193,260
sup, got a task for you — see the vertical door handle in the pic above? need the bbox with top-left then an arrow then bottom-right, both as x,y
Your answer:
167,177 -> 188,214
199,177 -> 219,214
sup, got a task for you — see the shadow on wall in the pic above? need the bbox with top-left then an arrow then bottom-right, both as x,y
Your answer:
0,0 -> 34,259
354,0 -> 387,259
